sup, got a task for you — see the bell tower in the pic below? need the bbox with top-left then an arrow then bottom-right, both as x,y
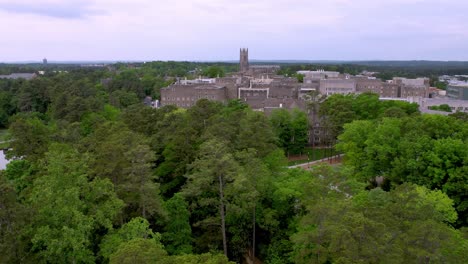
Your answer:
240,48 -> 249,73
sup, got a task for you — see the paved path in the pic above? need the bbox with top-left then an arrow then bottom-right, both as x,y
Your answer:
288,154 -> 344,170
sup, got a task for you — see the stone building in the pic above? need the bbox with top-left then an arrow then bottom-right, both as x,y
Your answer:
392,77 -> 429,98
239,48 -> 280,76
299,70 -> 340,79
240,48 -> 249,73
319,79 -> 356,95
447,82 -> 468,100
355,78 -> 399,97
248,65 -> 281,75
160,84 -> 228,108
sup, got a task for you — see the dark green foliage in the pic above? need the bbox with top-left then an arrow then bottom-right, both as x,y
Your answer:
270,108 -> 309,155
8,116 -> 53,161
162,193 -> 193,255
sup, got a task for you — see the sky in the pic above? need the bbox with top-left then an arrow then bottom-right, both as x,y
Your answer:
0,0 -> 467,62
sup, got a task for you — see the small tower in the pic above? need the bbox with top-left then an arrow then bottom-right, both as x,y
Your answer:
43,58 -> 48,65
239,48 -> 249,73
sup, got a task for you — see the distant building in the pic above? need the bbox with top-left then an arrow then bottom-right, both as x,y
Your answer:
248,65 -> 281,75
239,48 -> 280,75
0,73 -> 36,80
319,79 -> 356,95
299,70 -> 340,79
392,77 -> 429,98
160,83 -> 228,108
43,58 -> 48,65
178,77 -> 217,85
355,78 -> 399,98
447,82 -> 468,100
240,48 -> 249,73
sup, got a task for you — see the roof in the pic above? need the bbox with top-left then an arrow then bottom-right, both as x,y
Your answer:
0,73 -> 36,80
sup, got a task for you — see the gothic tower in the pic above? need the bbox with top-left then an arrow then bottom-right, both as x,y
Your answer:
240,48 -> 249,73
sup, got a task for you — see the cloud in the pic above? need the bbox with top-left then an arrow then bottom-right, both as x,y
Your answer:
0,0 -> 467,61
0,0 -> 103,19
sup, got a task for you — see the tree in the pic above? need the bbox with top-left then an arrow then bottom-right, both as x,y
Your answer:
8,116 -> 53,161
290,109 -> 309,154
162,253 -> 233,264
85,122 -> 163,221
270,109 -> 293,153
292,179 -> 468,264
162,193 -> 193,255
203,66 -> 225,78
109,238 -> 167,264
28,143 -> 123,263
100,217 -> 163,261
183,139 -> 241,257
0,173 -> 30,263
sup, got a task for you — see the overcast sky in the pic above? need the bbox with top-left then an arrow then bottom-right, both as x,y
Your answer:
1,0 -> 467,62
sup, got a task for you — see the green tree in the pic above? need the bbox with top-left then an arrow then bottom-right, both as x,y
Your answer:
8,116 -> 53,161
100,217 -> 163,261
203,66 -> 225,78
292,180 -> 467,264
28,143 -> 123,263
183,139 -> 241,257
109,238 -> 167,264
290,109 -> 309,154
0,173 -> 30,263
162,193 -> 193,255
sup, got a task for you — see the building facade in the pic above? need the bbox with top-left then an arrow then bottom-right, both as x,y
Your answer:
447,83 -> 468,100
240,48 -> 249,73
319,79 -> 356,95
160,84 -> 228,108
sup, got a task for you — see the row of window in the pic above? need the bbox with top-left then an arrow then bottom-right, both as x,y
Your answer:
162,95 -> 217,101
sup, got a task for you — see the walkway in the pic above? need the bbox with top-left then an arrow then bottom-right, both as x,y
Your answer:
288,154 -> 344,170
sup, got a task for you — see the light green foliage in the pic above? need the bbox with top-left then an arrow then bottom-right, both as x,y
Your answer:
28,143 -> 123,263
292,181 -> 467,264
163,253 -> 234,264
3,159 -> 34,200
109,238 -> 167,264
319,93 -> 420,139
337,114 -> 468,225
414,186 -> 458,224
101,217 -> 162,261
